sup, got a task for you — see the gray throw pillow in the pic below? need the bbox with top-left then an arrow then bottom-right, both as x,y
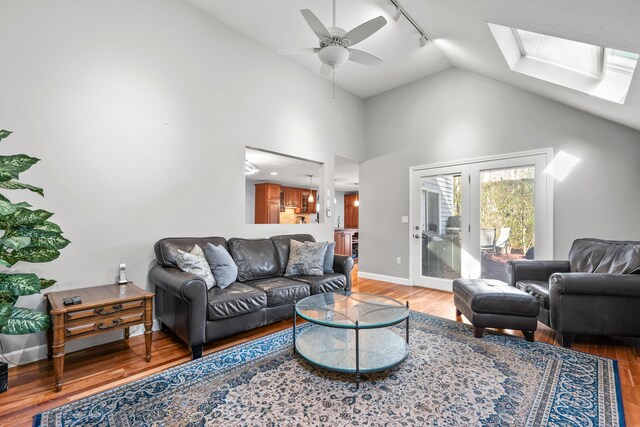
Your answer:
323,241 -> 335,273
176,244 -> 215,290
285,240 -> 328,276
205,243 -> 238,289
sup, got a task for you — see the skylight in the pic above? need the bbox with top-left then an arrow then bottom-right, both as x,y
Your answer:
488,23 -> 639,104
513,29 -> 604,77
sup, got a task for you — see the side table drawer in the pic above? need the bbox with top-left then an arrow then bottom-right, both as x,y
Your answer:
65,310 -> 144,338
65,299 -> 144,322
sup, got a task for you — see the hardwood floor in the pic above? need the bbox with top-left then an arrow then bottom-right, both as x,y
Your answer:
2,269 -> 639,426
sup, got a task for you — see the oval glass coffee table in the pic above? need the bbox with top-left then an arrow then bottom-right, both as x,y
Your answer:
293,292 -> 410,388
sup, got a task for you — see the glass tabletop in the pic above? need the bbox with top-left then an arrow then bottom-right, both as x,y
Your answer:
295,292 -> 409,329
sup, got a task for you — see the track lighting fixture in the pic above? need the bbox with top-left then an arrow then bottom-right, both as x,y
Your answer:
389,0 -> 430,48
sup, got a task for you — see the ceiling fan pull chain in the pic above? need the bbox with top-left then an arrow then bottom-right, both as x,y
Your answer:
332,67 -> 336,99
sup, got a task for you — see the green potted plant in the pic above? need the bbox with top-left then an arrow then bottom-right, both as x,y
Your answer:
0,129 -> 69,393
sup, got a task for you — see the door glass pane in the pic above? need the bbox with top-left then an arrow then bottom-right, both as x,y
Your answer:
420,174 -> 462,279
480,166 -> 535,281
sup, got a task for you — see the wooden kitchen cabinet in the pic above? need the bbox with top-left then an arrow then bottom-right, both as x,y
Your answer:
255,183 -> 281,224
284,188 -> 301,208
344,194 -> 359,229
301,190 -> 317,214
334,229 -> 354,256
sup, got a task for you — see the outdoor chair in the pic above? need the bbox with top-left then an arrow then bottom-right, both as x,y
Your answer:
480,228 -> 496,252
494,227 -> 511,254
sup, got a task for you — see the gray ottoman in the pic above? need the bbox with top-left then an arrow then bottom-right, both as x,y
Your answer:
453,278 -> 540,342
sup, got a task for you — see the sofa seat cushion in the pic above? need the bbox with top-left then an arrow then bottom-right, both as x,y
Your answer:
207,282 -> 267,320
246,277 -> 310,307
290,273 -> 346,295
515,280 -> 550,310
453,278 -> 539,317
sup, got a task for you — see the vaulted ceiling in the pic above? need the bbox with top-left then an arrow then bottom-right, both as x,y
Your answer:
184,0 -> 640,131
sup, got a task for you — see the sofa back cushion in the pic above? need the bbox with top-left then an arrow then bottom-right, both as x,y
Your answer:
569,238 -> 640,274
155,237 -> 228,268
228,238 -> 281,282
270,234 -> 316,272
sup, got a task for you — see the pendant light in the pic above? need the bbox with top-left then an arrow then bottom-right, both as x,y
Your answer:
307,174 -> 315,203
354,183 -> 360,207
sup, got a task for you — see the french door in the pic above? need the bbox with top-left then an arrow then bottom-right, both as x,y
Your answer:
410,150 -> 553,291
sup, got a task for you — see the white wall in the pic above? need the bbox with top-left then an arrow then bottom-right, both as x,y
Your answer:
361,68 -> 640,280
334,191 -> 345,228
0,0 -> 365,359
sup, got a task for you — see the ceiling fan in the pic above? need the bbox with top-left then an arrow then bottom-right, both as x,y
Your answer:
278,0 -> 387,79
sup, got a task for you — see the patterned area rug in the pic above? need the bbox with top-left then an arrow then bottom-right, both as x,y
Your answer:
34,311 -> 625,426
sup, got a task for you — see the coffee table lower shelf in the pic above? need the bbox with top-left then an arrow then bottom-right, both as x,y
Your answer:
294,324 -> 409,386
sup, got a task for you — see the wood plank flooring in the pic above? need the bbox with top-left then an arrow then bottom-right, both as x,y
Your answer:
1,269 -> 639,426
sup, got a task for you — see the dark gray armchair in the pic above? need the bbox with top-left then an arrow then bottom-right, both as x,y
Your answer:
507,238 -> 640,347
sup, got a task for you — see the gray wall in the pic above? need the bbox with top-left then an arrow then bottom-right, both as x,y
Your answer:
360,68 -> 640,279
0,0 -> 364,359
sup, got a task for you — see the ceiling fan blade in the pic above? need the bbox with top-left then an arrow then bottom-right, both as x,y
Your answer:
343,16 -> 387,47
277,47 -> 318,56
300,9 -> 331,41
348,49 -> 382,66
320,63 -> 332,77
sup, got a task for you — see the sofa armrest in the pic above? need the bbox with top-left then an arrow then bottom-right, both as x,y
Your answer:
333,255 -> 354,292
506,260 -> 571,287
149,265 -> 208,302
550,273 -> 640,297
148,264 -> 207,348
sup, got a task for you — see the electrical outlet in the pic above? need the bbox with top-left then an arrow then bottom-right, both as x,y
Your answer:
396,257 -> 401,265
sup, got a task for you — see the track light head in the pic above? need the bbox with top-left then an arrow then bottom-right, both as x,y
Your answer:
393,8 -> 403,21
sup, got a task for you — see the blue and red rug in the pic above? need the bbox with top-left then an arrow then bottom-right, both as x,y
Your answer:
34,311 -> 624,426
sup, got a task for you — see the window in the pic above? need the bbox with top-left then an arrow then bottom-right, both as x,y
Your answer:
489,23 -> 639,104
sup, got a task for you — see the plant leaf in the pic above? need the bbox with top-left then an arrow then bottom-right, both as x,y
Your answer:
0,199 -> 17,216
7,228 -> 68,250
40,278 -> 56,290
0,290 -> 16,305
0,155 -> 40,182
0,180 -> 44,196
32,221 -> 62,233
3,247 -> 60,265
0,130 -> 12,141
2,307 -> 51,334
0,303 -> 12,327
0,273 -> 42,296
9,208 -> 53,226
0,236 -> 31,250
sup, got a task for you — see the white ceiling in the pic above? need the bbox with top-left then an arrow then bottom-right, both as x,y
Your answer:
246,148 -> 321,189
184,0 -> 640,131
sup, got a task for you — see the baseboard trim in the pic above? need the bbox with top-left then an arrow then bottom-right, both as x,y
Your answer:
5,319 -> 161,368
357,271 -> 412,286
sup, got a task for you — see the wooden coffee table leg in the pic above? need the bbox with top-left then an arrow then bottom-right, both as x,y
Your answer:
144,297 -> 153,362
124,327 -> 130,340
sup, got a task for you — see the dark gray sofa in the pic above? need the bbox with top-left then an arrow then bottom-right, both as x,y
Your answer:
149,234 -> 353,359
507,238 -> 640,347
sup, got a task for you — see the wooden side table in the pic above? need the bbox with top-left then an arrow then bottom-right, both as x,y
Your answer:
46,282 -> 154,392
